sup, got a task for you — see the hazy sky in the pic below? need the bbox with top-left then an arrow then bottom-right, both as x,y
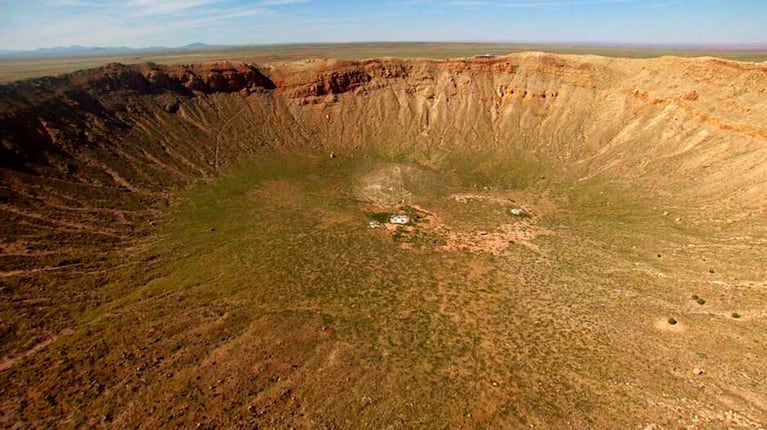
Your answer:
0,0 -> 765,50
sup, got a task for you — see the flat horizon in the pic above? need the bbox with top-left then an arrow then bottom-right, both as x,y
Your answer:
3,40 -> 767,56
1,1 -> 765,51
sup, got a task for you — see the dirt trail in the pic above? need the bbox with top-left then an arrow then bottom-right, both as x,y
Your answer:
0,329 -> 74,372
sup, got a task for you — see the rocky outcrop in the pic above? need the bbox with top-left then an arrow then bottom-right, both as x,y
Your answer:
158,63 -> 276,93
277,68 -> 372,98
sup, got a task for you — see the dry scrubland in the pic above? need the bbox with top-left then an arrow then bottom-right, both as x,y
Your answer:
0,52 -> 766,428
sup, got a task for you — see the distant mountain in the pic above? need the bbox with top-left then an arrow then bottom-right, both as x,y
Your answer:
0,43 -> 224,58
182,42 -> 215,50
35,45 -> 136,55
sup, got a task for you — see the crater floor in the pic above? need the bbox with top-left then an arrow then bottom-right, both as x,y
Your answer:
1,54 -> 766,428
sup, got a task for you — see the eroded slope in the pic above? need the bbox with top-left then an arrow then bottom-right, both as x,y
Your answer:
1,54 -> 766,428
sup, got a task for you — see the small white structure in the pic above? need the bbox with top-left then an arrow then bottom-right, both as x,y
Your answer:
389,214 -> 411,225
510,208 -> 527,217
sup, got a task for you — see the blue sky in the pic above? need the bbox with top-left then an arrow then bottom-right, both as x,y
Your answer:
0,0 -> 765,50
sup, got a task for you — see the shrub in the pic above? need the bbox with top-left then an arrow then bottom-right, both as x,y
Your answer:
368,212 -> 390,223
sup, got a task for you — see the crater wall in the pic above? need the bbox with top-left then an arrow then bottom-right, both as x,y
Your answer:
1,54 -> 766,271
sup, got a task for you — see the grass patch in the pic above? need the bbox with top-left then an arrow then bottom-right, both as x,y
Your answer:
368,212 -> 391,223
5,147 -> 740,427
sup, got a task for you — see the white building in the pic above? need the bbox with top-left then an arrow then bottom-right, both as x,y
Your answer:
389,214 -> 411,225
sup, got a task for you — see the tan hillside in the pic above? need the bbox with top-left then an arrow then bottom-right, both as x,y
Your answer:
1,54 -> 766,428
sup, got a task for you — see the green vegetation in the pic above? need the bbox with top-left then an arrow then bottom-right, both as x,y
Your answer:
367,212 -> 391,223
2,148 -> 762,427
96,150 -> 688,424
